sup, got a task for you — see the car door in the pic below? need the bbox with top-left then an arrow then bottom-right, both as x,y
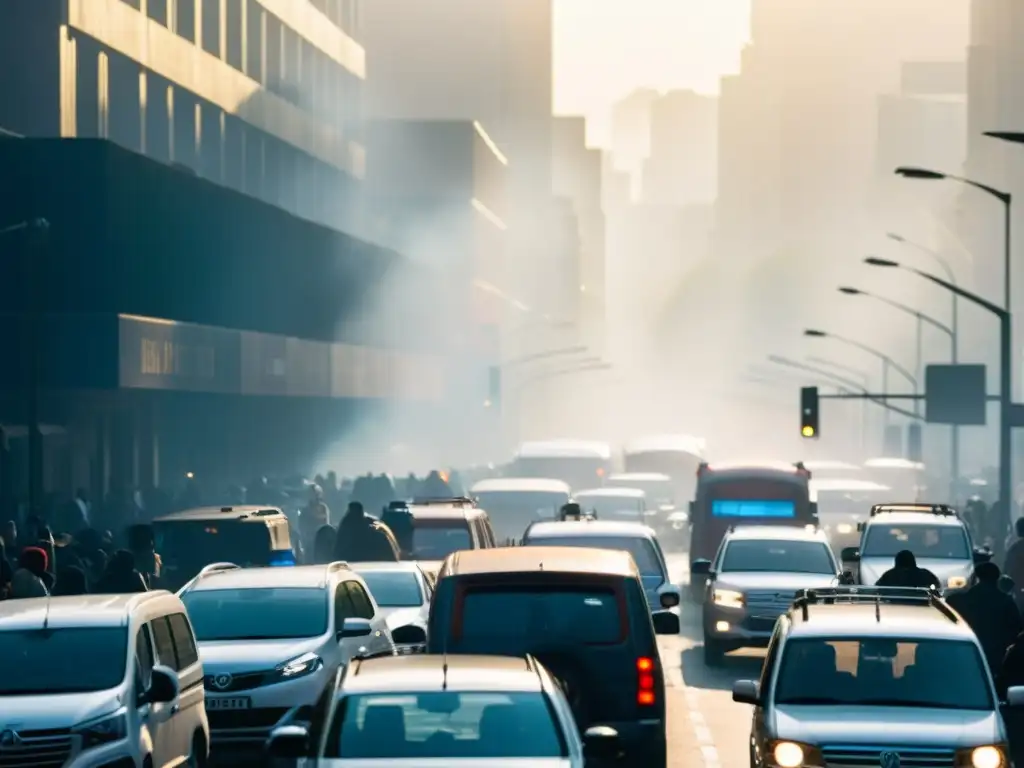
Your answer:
346,580 -> 392,656
166,612 -> 205,763
147,618 -> 181,768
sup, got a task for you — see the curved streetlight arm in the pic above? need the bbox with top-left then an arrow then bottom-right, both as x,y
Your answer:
948,174 -> 1012,205
869,293 -> 954,338
805,355 -> 871,386
887,234 -> 957,283
909,266 -> 1007,319
823,333 -> 918,390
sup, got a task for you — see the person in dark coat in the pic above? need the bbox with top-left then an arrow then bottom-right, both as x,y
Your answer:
875,550 -> 940,589
11,547 -> 50,598
53,565 -> 89,596
94,550 -> 149,593
334,502 -> 400,563
0,536 -> 13,598
947,562 -> 1023,676
999,630 -> 1024,766
312,524 -> 337,564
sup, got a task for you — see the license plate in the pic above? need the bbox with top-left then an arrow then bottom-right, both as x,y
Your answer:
206,697 -> 251,711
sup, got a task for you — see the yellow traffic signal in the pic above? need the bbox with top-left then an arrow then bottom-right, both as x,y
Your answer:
801,425 -> 815,438
800,387 -> 820,439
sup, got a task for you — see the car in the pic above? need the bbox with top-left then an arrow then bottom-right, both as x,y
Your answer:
351,561 -> 433,653
265,654 -> 621,765
842,504 -> 991,590
520,518 -> 681,612
0,591 -> 209,768
691,525 -> 844,665
733,586 -> 1024,768
809,477 -> 891,551
177,561 -> 393,759
469,476 -> 573,543
427,546 -> 680,767
382,497 -> 498,574
574,487 -> 649,523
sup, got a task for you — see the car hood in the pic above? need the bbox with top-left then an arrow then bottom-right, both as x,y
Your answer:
859,558 -> 972,586
0,690 -> 124,729
772,705 -> 1003,746
198,636 -> 326,673
716,572 -> 839,591
379,606 -> 427,631
298,760 -> 572,768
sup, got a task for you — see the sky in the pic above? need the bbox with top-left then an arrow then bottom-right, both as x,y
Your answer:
553,0 -> 752,146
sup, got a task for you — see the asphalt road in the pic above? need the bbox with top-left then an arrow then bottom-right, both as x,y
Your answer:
663,553 -> 760,768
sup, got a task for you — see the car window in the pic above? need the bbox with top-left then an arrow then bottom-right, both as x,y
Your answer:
335,582 -> 355,624
168,612 -> 200,670
0,627 -> 129,695
151,617 -> 177,668
182,587 -> 329,640
862,524 -> 969,559
719,540 -> 835,574
773,637 -> 992,710
760,625 -> 782,692
135,626 -> 155,694
411,524 -> 473,560
357,570 -> 424,608
325,691 -> 568,759
522,534 -> 663,577
456,585 -> 624,651
346,581 -> 375,619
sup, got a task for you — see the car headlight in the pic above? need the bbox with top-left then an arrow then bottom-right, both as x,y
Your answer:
960,745 -> 1007,768
836,523 -> 853,534
948,575 -> 968,589
772,741 -> 804,768
74,710 -> 127,749
275,652 -> 323,681
713,589 -> 744,608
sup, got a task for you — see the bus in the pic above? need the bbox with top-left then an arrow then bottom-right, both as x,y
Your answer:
509,439 -> 613,491
688,461 -> 817,599
810,477 -> 892,551
863,457 -> 926,501
622,434 -> 706,501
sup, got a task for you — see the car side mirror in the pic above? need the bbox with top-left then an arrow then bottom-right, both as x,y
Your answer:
658,585 -> 681,609
392,625 -> 427,645
732,679 -> 761,706
582,725 -> 621,761
1007,686 -> 1024,707
840,547 -> 860,562
338,617 -> 373,641
146,665 -> 179,704
690,559 -> 712,576
652,610 -> 680,636
265,724 -> 310,758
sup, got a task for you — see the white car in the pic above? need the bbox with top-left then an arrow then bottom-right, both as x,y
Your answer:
351,561 -> 432,653
177,561 -> 394,758
0,591 -> 208,768
266,654 -> 621,766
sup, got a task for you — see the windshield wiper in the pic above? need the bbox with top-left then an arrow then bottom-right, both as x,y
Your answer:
775,696 -> 847,705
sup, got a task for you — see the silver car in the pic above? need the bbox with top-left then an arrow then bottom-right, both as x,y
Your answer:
352,561 -> 432,653
734,586 -> 1024,768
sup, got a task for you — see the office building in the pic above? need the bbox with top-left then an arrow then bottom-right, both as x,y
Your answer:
642,90 -> 718,207
0,0 -> 366,233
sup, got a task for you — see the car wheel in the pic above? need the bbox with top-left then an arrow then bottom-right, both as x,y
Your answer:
703,635 -> 726,666
187,731 -> 207,768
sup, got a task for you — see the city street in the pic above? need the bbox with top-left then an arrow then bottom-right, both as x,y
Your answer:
663,554 -> 760,767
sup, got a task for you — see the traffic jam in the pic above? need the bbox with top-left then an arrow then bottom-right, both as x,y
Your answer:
1,435 -> 1023,767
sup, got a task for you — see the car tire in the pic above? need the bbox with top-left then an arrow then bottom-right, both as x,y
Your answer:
703,635 -> 726,666
187,731 -> 207,768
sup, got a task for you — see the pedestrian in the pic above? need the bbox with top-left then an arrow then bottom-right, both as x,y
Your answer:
10,547 -> 50,598
875,550 -> 940,589
312,524 -> 336,564
998,631 -> 1024,766
52,565 -> 89,596
94,549 -> 149,593
947,562 -> 1023,676
334,502 -> 400,563
299,485 -> 330,562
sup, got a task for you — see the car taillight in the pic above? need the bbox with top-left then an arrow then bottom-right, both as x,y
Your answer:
637,657 -> 655,705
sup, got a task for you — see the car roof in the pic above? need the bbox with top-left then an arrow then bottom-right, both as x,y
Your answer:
623,434 -> 705,456
514,440 -> 612,460
863,458 -> 925,470
605,472 -> 672,483
403,505 -> 480,521
575,487 -> 646,499
789,603 -> 974,641
442,545 -> 638,578
471,477 -> 572,494
867,511 -> 965,528
701,461 -> 807,478
525,520 -> 656,539
349,561 -> 424,574
0,593 -> 177,630
187,564 -> 342,591
344,654 -> 543,694
810,478 -> 890,493
153,505 -> 283,522
724,525 -> 828,542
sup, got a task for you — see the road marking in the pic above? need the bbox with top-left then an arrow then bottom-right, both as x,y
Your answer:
683,681 -> 721,767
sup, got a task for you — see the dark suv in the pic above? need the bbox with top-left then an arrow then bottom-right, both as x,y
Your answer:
427,545 -> 680,768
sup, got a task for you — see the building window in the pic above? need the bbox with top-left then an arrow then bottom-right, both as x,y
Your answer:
97,52 -> 109,138
176,0 -> 196,43
200,0 -> 221,58
120,0 -> 142,10
244,0 -> 262,80
225,0 -> 243,70
148,0 -> 169,26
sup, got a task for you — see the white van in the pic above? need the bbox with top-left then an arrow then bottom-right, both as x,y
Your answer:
0,591 -> 209,768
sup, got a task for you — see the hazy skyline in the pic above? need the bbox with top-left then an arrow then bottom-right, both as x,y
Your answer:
554,0 -> 751,145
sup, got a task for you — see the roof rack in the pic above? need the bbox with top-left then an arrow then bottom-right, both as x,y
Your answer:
791,586 -> 958,623
410,497 -> 476,507
869,503 -> 958,517
197,562 -> 241,577
326,561 -> 351,572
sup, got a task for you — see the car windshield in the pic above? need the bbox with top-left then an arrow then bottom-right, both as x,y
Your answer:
457,586 -> 623,651
863,524 -> 969,559
523,534 -> 663,577
327,691 -> 567,759
355,569 -> 424,607
181,587 -> 328,640
774,638 -> 993,710
0,628 -> 128,695
720,540 -> 835,574
411,524 -> 472,560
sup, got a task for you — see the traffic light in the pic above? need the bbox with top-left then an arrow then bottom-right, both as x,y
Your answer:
800,386 -> 819,438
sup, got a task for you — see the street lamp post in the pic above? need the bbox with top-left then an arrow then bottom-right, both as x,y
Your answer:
866,256 -> 1012,530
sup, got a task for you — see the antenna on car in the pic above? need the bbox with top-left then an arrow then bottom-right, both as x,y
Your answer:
42,595 -> 51,630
